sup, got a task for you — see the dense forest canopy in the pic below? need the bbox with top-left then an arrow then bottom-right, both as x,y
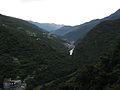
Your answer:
0,14 -> 76,89
35,19 -> 120,90
0,9 -> 120,90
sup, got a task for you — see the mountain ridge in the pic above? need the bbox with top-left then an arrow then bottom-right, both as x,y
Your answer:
62,9 -> 120,43
36,18 -> 120,90
29,21 -> 64,32
0,14 -> 76,89
51,26 -> 73,36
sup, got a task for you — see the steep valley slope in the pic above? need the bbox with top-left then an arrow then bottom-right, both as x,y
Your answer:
0,14 -> 76,89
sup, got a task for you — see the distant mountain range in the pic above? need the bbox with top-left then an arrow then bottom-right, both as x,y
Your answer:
29,21 -> 64,32
51,26 -> 73,36
63,19 -> 101,43
51,9 -> 120,43
62,9 -> 120,43
28,9 -> 120,44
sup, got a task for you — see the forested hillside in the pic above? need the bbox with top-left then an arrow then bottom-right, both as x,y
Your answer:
0,14 -> 76,89
37,19 -> 120,90
74,19 -> 120,67
1,9 -> 120,90
56,34 -> 120,90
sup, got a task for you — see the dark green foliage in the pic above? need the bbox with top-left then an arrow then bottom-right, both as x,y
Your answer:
74,19 -> 120,67
1,9 -> 120,90
38,19 -> 120,90
0,14 -> 76,89
58,34 -> 120,90
45,31 -> 120,90
33,11 -> 120,90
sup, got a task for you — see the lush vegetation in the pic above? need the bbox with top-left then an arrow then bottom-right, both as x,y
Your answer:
55,33 -> 120,90
1,10 -> 120,90
74,19 -> 120,68
0,14 -> 76,89
35,19 -> 120,90
56,36 -> 120,90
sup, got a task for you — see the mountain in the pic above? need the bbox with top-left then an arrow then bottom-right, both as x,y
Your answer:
63,9 -> 120,43
51,26 -> 73,36
28,9 -> 120,41
37,19 -> 120,90
73,19 -> 120,67
58,19 -> 120,90
0,14 -> 76,89
29,21 -> 64,32
103,9 -> 120,20
63,19 -> 101,43
55,32 -> 120,90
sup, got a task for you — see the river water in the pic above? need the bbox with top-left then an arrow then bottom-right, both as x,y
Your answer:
69,48 -> 74,55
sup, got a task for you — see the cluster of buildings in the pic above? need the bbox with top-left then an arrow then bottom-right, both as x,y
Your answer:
3,78 -> 26,90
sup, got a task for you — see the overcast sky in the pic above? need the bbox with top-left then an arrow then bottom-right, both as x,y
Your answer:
0,0 -> 120,25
